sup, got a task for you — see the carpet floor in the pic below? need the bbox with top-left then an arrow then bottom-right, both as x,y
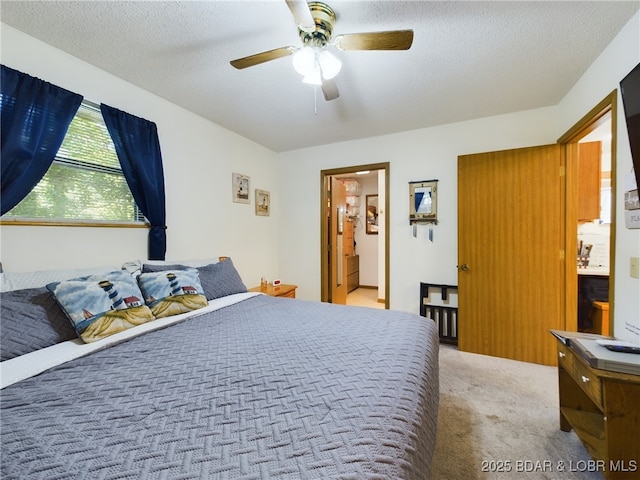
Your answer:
431,345 -> 605,479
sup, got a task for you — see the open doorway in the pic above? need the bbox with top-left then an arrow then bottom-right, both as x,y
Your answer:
575,114 -> 613,334
320,163 -> 390,308
558,91 -> 617,336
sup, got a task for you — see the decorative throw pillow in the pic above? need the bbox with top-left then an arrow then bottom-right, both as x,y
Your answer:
196,259 -> 247,300
136,268 -> 208,318
123,258 -> 218,279
47,270 -> 155,343
1,287 -> 78,361
141,263 -> 191,273
142,258 -> 247,300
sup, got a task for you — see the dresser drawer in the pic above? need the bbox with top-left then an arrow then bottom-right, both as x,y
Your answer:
557,342 -> 574,374
572,356 -> 603,409
346,255 -> 359,273
279,289 -> 296,299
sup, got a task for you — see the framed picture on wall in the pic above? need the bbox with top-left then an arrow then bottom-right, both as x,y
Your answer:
255,189 -> 270,216
232,173 -> 250,204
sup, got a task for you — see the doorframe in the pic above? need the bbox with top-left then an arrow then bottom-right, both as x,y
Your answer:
558,90 -> 617,334
320,162 -> 390,308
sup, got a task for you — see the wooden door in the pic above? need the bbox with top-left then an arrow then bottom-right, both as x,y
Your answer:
458,145 -> 565,366
330,177 -> 347,304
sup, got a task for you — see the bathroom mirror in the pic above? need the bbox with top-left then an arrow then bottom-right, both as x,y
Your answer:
366,194 -> 378,234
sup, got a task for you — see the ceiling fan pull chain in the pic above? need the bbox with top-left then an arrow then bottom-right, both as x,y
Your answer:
314,85 -> 318,115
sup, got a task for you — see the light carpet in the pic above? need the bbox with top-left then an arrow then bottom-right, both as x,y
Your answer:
431,345 -> 604,480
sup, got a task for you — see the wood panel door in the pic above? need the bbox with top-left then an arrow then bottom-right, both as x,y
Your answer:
330,177 -> 347,305
458,144 -> 565,366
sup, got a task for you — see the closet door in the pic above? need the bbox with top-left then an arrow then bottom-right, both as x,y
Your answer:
458,144 -> 564,366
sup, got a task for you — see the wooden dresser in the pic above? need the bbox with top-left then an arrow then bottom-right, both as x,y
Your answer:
552,333 -> 640,479
344,219 -> 355,256
346,255 -> 359,293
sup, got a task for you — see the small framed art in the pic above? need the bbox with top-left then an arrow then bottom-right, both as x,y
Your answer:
255,189 -> 270,216
232,173 -> 250,204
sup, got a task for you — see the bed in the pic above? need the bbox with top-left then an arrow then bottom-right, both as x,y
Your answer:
1,260 -> 439,479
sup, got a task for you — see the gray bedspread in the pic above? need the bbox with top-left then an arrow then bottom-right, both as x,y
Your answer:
1,295 -> 439,479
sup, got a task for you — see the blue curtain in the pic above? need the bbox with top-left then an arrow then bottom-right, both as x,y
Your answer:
1,65 -> 83,215
100,104 -> 167,260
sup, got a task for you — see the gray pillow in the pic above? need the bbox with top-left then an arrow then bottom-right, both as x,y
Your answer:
1,287 -> 78,361
142,258 -> 247,301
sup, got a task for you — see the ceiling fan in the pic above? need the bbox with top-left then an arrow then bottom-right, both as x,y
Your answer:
230,0 -> 414,101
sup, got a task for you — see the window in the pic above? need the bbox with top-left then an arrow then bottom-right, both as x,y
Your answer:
2,101 -> 145,225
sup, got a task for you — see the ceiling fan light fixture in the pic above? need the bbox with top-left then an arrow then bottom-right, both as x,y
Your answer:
302,67 -> 323,86
231,1 -> 414,102
293,46 -> 341,84
318,50 -> 341,79
292,46 -> 316,76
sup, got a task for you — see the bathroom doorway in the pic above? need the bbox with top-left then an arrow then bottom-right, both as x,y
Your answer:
320,163 -> 389,308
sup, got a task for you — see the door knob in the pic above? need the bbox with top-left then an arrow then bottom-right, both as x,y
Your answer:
459,264 -> 470,271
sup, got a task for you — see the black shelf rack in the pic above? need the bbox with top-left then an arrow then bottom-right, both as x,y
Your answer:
419,282 -> 458,345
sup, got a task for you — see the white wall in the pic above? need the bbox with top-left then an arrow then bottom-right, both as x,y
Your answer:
0,25 -> 281,287
277,106 -> 560,309
557,12 -> 640,343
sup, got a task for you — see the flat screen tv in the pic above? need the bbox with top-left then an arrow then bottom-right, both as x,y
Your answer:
620,62 -> 640,192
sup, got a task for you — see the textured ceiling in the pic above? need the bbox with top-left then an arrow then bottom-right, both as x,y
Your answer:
1,1 -> 638,152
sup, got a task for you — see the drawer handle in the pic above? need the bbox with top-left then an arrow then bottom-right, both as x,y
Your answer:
581,375 -> 590,383
558,352 -> 566,358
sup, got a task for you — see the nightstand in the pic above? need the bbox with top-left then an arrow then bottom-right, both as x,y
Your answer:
552,331 -> 640,479
249,284 -> 297,298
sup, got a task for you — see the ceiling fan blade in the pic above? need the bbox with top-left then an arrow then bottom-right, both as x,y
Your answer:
285,0 -> 315,30
230,46 -> 295,70
321,78 -> 339,101
334,30 -> 414,51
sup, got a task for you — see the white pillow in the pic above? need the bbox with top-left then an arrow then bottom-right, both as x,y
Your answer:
0,266 -> 119,292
